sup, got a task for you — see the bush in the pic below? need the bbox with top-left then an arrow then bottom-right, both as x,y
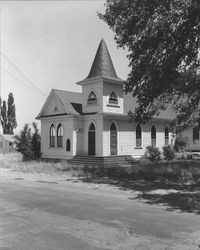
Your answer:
144,146 -> 161,162
15,122 -> 41,161
162,145 -> 175,161
174,137 -> 187,152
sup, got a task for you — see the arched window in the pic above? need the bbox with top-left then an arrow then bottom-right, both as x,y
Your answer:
87,91 -> 97,105
57,123 -> 63,147
151,125 -> 156,146
109,92 -> 118,104
88,122 -> 96,155
66,139 -> 71,151
49,124 -> 55,147
165,127 -> 169,145
110,122 -> 117,155
193,127 -> 199,140
136,124 -> 142,147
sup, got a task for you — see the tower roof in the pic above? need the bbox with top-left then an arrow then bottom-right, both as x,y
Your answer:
77,39 -> 123,84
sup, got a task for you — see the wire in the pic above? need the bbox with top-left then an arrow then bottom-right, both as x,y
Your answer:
1,66 -> 47,97
0,51 -> 47,97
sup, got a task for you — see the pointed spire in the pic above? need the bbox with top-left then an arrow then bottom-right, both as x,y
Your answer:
86,39 -> 120,80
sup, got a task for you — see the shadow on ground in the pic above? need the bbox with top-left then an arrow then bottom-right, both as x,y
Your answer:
76,172 -> 200,214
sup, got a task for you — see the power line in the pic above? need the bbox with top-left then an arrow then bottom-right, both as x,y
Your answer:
0,66 -> 42,93
0,51 -> 47,97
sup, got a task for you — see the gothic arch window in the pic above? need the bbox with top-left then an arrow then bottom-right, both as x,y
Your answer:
66,139 -> 71,151
151,125 -> 156,146
109,91 -> 118,104
193,127 -> 199,140
165,127 -> 169,145
88,122 -> 96,155
110,122 -> 117,155
57,123 -> 63,147
87,91 -> 97,105
136,124 -> 142,147
49,124 -> 55,147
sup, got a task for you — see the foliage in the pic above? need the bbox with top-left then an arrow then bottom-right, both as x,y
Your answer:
162,145 -> 175,161
31,122 -> 41,161
174,137 -> 187,152
15,124 -> 32,161
15,123 -> 41,161
144,145 -> 161,162
99,0 -> 200,131
0,93 -> 17,134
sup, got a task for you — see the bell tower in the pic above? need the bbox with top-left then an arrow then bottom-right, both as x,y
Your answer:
77,39 -> 124,114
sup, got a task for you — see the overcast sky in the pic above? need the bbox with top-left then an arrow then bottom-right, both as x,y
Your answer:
0,0 -> 129,133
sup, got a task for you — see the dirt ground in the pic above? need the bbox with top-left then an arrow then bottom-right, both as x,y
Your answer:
0,153 -> 200,250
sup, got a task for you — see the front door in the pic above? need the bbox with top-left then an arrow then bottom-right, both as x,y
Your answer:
88,123 -> 95,155
110,123 -> 117,155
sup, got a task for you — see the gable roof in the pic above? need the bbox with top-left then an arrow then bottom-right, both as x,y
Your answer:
36,89 -> 83,119
77,39 -> 124,84
124,93 -> 175,120
53,89 -> 82,115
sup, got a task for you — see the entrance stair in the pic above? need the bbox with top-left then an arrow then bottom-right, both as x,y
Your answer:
68,155 -> 133,167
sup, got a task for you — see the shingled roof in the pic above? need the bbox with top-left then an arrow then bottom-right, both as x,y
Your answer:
53,89 -> 83,115
124,93 -> 175,120
77,39 -> 123,84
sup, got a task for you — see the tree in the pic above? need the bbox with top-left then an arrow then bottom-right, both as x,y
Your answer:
1,100 -> 8,134
0,92 -> 17,134
15,124 -> 32,161
15,122 -> 41,161
31,122 -> 41,161
99,0 -> 200,131
7,93 -> 17,134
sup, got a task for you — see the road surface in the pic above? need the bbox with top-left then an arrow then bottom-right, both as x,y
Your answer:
0,169 -> 200,250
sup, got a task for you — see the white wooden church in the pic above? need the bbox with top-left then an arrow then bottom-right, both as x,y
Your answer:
36,39 -> 199,160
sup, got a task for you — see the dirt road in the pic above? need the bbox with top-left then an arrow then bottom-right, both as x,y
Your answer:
0,166 -> 200,249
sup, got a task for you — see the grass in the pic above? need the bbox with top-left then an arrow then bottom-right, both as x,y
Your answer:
1,153 -> 200,214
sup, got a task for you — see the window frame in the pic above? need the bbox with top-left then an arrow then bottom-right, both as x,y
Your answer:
87,91 -> 97,105
136,124 -> 142,148
57,123 -> 63,148
193,127 -> 199,140
151,125 -> 156,147
49,124 -> 56,148
66,138 -> 71,152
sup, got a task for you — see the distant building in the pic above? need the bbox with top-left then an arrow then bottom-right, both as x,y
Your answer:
36,39 -> 198,160
0,134 -> 15,153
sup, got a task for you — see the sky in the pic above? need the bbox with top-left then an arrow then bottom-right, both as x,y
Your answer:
0,0 -> 129,133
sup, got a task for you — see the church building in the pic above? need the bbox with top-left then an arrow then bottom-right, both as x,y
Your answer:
36,39 -> 176,160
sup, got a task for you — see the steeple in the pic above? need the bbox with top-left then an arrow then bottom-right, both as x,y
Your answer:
77,39 -> 123,84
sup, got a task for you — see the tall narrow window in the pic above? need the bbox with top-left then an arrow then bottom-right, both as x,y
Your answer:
87,91 -> 97,105
109,92 -> 118,104
66,139 -> 71,151
151,125 -> 156,146
110,122 -> 117,155
165,127 -> 169,146
88,123 -> 96,155
136,124 -> 142,147
57,123 -> 63,147
193,127 -> 199,140
49,124 -> 55,147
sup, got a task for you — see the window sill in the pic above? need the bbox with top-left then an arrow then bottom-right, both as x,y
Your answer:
106,104 -> 120,108
135,146 -> 143,149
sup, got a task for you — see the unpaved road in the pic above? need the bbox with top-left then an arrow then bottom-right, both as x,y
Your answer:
0,167 -> 200,250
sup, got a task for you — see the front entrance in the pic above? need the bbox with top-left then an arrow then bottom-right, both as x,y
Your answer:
110,123 -> 117,155
88,123 -> 95,155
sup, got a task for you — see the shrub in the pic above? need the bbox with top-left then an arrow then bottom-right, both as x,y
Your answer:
162,145 -> 175,161
144,146 -> 161,162
15,122 -> 41,161
174,137 -> 187,152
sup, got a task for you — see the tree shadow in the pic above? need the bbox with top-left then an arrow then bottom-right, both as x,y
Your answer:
77,171 -> 200,214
